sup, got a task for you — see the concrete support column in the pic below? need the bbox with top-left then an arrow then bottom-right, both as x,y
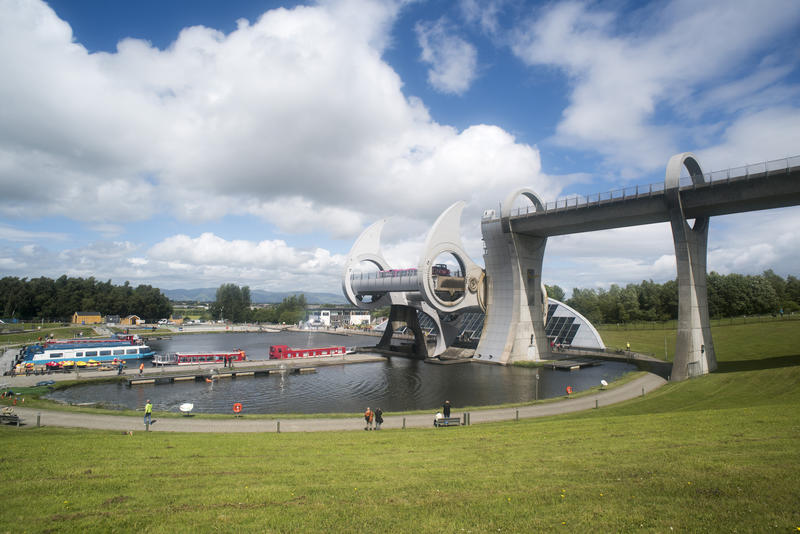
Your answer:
507,232 -> 550,362
665,153 -> 717,380
475,189 -> 550,364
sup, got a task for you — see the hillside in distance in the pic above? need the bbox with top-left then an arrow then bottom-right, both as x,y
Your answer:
162,288 -> 347,305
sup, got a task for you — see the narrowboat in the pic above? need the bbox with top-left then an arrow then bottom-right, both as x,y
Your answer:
152,350 -> 246,366
19,336 -> 154,367
269,345 -> 347,359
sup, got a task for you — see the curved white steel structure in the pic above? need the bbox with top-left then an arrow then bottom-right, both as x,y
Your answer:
342,202 -> 484,358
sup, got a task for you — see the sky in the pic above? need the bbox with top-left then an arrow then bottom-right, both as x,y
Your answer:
1,0 -> 799,297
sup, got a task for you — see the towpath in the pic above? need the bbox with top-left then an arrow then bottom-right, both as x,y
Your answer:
8,372 -> 666,433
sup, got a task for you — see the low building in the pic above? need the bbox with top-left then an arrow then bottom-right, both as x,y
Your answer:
105,315 -> 120,324
169,315 -> 184,326
72,311 -> 102,325
121,315 -> 142,326
306,307 -> 371,327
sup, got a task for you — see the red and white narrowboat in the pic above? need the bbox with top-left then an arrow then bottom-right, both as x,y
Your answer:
153,349 -> 246,366
269,345 -> 346,359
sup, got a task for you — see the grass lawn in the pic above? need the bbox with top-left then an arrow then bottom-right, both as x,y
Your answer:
0,325 -> 96,345
1,322 -> 799,532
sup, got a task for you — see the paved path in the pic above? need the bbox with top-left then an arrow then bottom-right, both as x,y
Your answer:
8,372 -> 666,433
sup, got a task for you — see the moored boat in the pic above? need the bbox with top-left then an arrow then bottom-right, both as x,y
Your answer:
19,336 -> 154,368
269,345 -> 347,359
152,350 -> 246,366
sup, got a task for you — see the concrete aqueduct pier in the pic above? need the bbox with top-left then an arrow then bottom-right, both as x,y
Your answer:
343,152 -> 800,381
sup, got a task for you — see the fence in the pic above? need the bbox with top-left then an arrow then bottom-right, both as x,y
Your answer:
501,154 -> 800,218
598,313 -> 798,331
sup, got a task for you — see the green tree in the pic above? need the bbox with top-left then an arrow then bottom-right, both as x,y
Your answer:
545,284 -> 565,302
212,284 -> 253,323
271,294 -> 307,325
567,288 -> 602,324
637,280 -> 662,321
745,275 -> 778,315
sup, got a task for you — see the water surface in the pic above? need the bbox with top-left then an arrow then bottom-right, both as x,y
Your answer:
46,332 -> 636,414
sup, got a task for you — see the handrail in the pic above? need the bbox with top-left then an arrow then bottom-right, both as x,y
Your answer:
499,154 -> 800,219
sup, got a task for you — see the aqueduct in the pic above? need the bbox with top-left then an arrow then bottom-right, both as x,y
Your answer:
342,153 -> 800,380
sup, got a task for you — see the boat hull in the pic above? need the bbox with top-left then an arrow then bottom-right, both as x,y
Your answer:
153,350 -> 246,366
21,338 -> 154,367
269,345 -> 346,359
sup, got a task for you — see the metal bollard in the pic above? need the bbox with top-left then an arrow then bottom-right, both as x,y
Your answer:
37,413 -> 41,427
402,417 -> 406,429
145,422 -> 150,432
595,399 -> 598,409
515,409 -> 519,421
642,386 -> 645,397
277,421 -> 280,433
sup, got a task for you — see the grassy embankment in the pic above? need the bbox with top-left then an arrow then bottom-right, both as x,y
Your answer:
0,324 -> 176,347
0,324 -> 95,346
1,321 -> 799,532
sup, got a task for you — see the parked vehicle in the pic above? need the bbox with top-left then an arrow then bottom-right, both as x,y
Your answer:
431,263 -> 451,276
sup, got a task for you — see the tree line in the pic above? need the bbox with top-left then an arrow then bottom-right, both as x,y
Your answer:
6,269 -> 796,327
0,276 -> 173,322
547,269 -> 800,325
209,284 -> 307,325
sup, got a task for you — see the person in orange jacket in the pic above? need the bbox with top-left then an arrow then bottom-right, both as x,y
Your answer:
364,407 -> 373,430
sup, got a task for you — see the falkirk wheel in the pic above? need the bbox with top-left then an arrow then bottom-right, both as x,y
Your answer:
342,201 -> 486,359
341,197 -> 587,364
342,197 -> 602,364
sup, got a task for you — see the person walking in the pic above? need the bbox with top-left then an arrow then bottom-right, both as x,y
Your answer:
443,400 -> 451,419
139,362 -> 144,376
374,407 -> 383,430
364,407 -> 373,430
144,399 -> 153,426
117,361 -> 124,375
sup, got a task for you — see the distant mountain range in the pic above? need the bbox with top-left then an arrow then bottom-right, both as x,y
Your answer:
161,288 -> 347,304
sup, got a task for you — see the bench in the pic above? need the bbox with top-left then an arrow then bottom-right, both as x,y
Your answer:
434,417 -> 461,427
0,408 -> 22,426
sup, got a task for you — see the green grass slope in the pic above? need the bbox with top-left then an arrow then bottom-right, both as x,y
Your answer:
1,321 -> 799,533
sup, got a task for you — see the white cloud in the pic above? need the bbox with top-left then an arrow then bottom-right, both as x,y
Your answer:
544,223 -> 675,290
0,224 -> 68,242
459,0 -> 506,35
415,18 -> 479,95
510,0 -> 800,175
0,0 -> 547,241
696,107 -> 800,171
148,232 -> 343,271
146,232 -> 345,290
540,207 -> 800,294
707,208 -> 800,276
0,232 -> 349,291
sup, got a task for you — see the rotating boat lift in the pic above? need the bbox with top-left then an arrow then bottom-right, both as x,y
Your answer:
342,201 -> 485,358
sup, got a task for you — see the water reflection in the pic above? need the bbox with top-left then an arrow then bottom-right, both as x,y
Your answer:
46,332 -> 637,414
